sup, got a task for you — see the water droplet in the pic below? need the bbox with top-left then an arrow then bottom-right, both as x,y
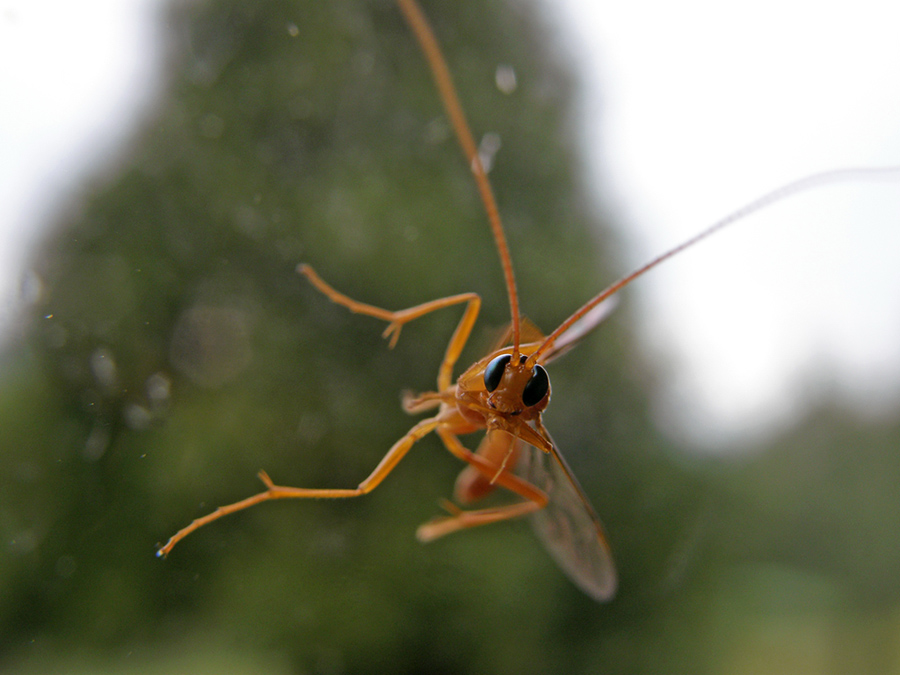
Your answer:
84,425 -> 110,461
124,404 -> 152,430
478,132 -> 502,173
495,64 -> 517,94
169,306 -> 253,388
146,372 -> 171,404
90,347 -> 117,390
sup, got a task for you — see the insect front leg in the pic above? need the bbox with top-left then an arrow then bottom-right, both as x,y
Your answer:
298,264 -> 480,390
416,428 -> 549,542
158,416 -> 441,557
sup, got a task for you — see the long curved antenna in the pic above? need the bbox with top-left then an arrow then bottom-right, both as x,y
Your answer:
529,165 -> 900,364
396,0 -> 522,356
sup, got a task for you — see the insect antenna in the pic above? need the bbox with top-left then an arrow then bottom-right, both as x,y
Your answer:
396,0 -> 522,357
529,165 -> 900,366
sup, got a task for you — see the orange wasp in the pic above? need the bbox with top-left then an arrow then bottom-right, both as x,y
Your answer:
159,0 -> 900,601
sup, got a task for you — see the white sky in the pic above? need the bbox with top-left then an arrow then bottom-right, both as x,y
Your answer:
0,0 -> 163,327
2,0 -> 899,448
553,0 -> 900,447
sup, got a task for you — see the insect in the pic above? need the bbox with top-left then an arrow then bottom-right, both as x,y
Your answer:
158,0 -> 900,601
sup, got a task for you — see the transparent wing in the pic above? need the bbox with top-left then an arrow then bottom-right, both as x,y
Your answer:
516,432 -> 617,601
540,297 -> 617,365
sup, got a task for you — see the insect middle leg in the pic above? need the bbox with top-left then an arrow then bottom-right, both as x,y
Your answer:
416,427 -> 549,542
157,416 -> 441,557
298,264 -> 479,390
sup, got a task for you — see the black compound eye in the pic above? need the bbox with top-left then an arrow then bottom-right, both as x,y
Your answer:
522,364 -> 549,407
484,354 -> 512,392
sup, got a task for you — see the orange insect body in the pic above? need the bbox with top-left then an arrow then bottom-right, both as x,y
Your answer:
159,0 -> 900,602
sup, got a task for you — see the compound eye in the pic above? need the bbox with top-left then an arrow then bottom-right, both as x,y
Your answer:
522,364 -> 549,407
484,354 -> 512,392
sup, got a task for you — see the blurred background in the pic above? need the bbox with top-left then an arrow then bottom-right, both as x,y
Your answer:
2,0 -> 900,673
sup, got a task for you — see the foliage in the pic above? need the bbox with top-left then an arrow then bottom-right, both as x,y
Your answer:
2,1 -> 899,673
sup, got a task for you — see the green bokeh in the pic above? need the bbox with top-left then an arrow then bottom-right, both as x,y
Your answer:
2,1 -> 899,673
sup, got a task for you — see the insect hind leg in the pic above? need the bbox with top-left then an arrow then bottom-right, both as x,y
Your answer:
158,416 -> 441,557
416,428 -> 549,542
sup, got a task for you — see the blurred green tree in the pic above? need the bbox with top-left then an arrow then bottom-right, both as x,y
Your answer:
2,0 -> 899,673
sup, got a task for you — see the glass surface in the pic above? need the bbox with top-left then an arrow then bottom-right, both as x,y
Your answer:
2,1 -> 899,673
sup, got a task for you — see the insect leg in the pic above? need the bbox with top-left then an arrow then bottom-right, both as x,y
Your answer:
299,264 -> 480,390
158,416 -> 441,557
416,428 -> 549,542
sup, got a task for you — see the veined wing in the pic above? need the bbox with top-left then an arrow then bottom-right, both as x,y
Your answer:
516,431 -> 617,601
485,298 -> 617,367
540,297 -> 617,365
